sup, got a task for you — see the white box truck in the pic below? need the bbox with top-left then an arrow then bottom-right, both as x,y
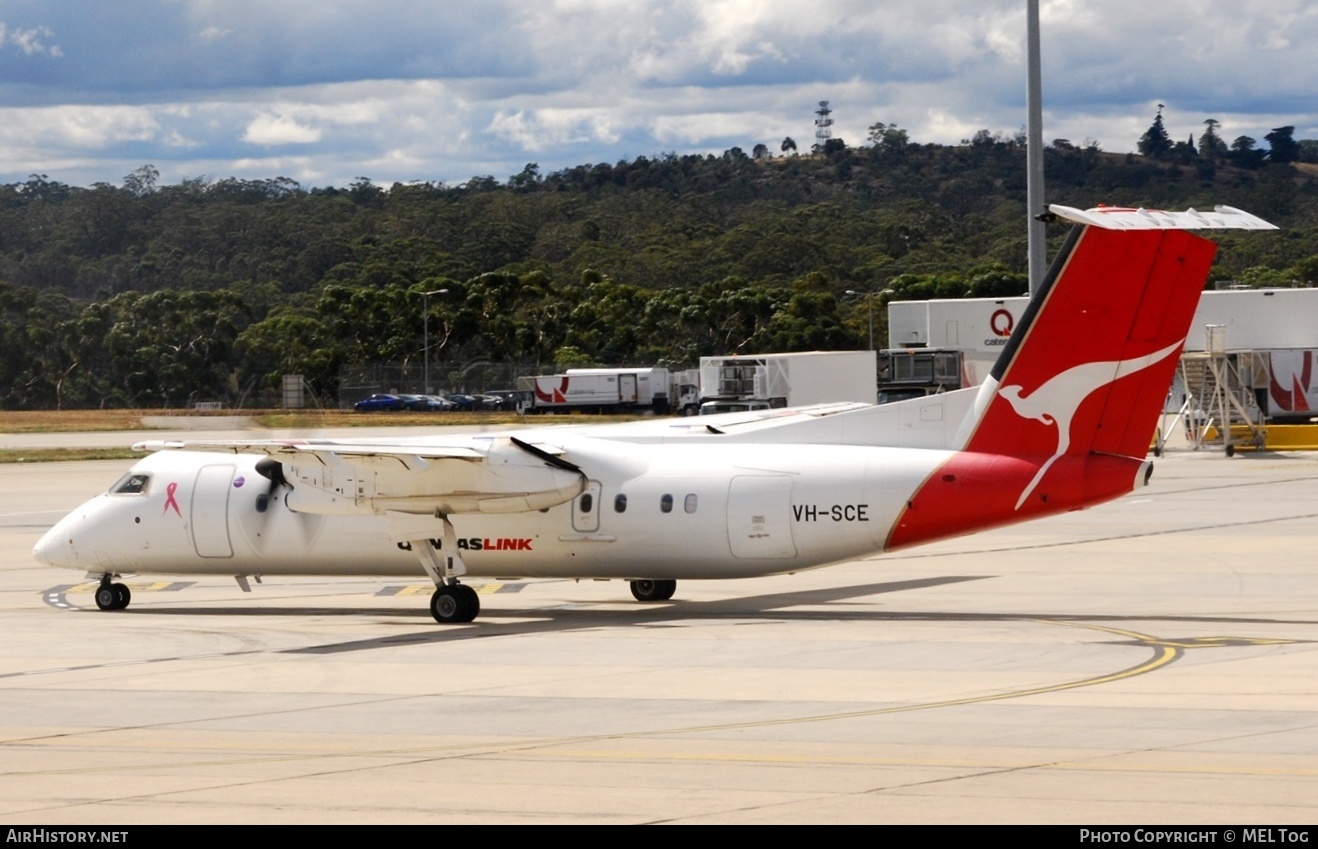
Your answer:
521,367 -> 698,414
697,351 -> 877,412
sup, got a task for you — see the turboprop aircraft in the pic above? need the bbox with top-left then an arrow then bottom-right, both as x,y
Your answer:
34,205 -> 1275,624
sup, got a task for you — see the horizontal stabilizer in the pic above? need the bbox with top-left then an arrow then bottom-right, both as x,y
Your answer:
1049,204 -> 1277,231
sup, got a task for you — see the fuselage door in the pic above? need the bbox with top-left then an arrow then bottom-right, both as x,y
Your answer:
571,480 -> 602,532
726,475 -> 796,559
191,464 -> 235,558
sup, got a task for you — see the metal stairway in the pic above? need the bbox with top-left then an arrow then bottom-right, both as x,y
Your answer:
1166,352 -> 1265,455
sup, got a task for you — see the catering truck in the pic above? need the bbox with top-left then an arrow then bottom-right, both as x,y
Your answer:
697,351 -> 877,412
520,367 -> 699,414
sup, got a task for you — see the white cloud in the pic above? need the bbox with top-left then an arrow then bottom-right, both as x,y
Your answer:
0,105 -> 158,150
488,111 -> 539,150
163,130 -> 199,148
653,110 -> 769,146
2,2 -> 1318,188
243,113 -> 323,145
196,26 -> 231,42
363,147 -> 427,174
3,23 -> 63,58
490,108 -> 621,151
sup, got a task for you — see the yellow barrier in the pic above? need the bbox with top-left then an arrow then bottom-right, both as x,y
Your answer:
1202,424 -> 1318,452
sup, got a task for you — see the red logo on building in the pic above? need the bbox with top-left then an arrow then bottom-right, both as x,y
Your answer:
990,309 -> 1014,337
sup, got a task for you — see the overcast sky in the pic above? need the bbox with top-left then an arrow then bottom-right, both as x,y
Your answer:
2,1 -> 1316,190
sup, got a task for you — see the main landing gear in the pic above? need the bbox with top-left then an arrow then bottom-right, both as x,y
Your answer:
630,579 -> 677,602
398,514 -> 484,624
430,583 -> 480,624
94,575 -> 131,611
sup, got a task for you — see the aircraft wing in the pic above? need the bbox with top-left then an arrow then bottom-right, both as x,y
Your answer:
569,401 -> 873,443
132,436 -> 586,516
134,437 -> 485,467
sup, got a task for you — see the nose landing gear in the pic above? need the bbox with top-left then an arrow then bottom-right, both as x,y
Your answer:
630,579 -> 677,602
94,576 -> 131,611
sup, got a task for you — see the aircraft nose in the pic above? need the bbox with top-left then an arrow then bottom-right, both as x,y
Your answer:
33,506 -> 87,568
33,524 -> 63,566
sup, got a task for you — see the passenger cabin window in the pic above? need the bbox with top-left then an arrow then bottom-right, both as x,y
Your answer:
579,493 -> 594,513
660,494 -> 673,514
684,493 -> 698,514
110,473 -> 151,495
614,493 -> 627,513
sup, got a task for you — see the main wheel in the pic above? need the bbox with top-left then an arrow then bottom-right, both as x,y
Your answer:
430,587 -> 461,623
457,584 -> 480,620
430,585 -> 479,624
630,579 -> 676,602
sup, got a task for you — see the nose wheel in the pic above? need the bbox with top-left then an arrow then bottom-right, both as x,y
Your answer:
430,584 -> 480,624
94,579 -> 131,611
630,579 -> 676,602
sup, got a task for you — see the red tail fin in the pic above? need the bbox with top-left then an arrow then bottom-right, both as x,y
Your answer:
965,225 -> 1214,461
887,206 -> 1274,550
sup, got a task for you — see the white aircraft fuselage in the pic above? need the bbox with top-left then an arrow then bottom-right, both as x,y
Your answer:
37,438 -> 953,581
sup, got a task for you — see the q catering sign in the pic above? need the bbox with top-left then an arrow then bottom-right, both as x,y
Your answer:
985,308 -> 1014,346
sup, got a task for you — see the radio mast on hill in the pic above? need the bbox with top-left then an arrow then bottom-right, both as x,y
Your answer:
814,101 -> 833,149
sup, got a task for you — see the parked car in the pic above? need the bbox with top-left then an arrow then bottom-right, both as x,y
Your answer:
482,389 -> 531,412
420,395 -> 456,411
353,393 -> 404,412
397,394 -> 432,411
445,394 -> 477,411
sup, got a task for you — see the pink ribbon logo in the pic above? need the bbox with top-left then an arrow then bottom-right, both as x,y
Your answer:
163,481 -> 182,516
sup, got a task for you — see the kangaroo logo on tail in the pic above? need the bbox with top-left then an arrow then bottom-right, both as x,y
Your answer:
998,340 -> 1185,509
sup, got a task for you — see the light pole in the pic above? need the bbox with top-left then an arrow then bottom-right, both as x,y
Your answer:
846,289 -> 875,351
1026,0 -> 1047,294
421,288 -> 448,394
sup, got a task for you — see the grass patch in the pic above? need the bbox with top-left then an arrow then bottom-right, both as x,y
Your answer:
2,408 -> 652,434
0,409 -> 659,462
0,447 -> 147,464
250,410 -> 532,428
0,411 -> 152,433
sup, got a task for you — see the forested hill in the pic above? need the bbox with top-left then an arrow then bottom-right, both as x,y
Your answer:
2,139 -> 1316,410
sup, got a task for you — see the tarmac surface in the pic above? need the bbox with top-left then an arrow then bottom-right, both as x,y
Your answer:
1,428 -> 1316,824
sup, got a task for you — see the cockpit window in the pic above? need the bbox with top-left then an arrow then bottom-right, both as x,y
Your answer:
110,473 -> 151,495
